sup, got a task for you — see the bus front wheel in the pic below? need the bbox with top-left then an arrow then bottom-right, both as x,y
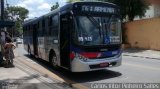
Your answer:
28,46 -> 33,58
49,51 -> 58,67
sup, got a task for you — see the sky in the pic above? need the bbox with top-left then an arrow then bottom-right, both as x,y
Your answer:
7,0 -> 67,19
6,0 -> 155,20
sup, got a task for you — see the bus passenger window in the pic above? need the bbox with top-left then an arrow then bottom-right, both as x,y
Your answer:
48,17 -> 53,36
40,20 -> 45,36
38,21 -> 43,36
37,22 -> 40,29
50,14 -> 59,38
52,15 -> 58,27
42,19 -> 45,28
48,17 -> 52,26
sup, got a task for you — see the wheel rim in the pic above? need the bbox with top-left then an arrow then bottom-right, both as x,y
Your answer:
51,55 -> 57,66
28,48 -> 31,55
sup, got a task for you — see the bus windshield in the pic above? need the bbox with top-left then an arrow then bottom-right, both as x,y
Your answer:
73,15 -> 121,46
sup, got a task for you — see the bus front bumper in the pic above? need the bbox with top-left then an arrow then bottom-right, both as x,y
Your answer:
71,55 -> 122,72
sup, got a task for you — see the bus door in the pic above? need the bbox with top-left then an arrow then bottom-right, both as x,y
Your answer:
60,13 -> 71,69
33,24 -> 38,57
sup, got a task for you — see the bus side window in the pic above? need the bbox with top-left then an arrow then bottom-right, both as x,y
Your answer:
38,21 -> 43,37
42,19 -> 45,36
37,21 -> 41,37
37,21 -> 40,30
50,14 -> 59,39
52,15 -> 58,27
48,17 -> 52,36
26,26 -> 28,36
48,16 -> 52,27
31,25 -> 33,37
44,18 -> 49,36
29,25 -> 31,37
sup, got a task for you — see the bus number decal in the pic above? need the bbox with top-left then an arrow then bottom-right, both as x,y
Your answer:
78,37 -> 92,42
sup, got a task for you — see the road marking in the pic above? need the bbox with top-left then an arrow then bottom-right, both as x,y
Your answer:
123,63 -> 160,71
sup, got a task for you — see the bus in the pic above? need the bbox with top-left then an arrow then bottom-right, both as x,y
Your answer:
23,2 -> 122,72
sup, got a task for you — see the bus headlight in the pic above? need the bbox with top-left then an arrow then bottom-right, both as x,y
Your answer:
75,53 -> 88,62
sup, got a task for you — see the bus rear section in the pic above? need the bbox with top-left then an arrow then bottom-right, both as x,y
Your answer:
60,2 -> 122,72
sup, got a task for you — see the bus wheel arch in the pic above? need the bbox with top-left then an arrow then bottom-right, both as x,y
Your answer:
49,49 -> 58,67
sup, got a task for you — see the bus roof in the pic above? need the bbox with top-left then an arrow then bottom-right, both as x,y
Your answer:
23,1 -> 118,26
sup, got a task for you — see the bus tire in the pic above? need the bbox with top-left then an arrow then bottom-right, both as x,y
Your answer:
28,46 -> 33,58
49,51 -> 58,67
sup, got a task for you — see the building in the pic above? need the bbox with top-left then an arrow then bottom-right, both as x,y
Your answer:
135,5 -> 160,20
123,0 -> 160,50
146,0 -> 160,5
154,5 -> 160,17
145,0 -> 160,18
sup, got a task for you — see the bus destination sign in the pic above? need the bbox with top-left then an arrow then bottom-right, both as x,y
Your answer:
81,5 -> 117,14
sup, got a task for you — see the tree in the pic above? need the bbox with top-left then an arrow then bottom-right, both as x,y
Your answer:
6,6 -> 29,22
99,0 -> 149,21
51,2 -> 59,11
5,6 -> 29,36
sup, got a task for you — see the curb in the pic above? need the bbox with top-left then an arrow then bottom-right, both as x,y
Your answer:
14,52 -> 89,89
123,54 -> 160,60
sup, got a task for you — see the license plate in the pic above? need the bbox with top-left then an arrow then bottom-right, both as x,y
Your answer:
100,63 -> 109,67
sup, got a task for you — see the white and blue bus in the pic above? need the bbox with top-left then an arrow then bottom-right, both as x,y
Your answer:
23,2 -> 122,72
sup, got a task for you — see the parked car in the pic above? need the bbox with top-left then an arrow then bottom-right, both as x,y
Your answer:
16,38 -> 23,44
13,37 -> 18,42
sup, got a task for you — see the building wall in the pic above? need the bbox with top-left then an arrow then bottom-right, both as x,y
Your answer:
125,17 -> 160,50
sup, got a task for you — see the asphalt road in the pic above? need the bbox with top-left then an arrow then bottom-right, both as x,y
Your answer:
15,44 -> 160,89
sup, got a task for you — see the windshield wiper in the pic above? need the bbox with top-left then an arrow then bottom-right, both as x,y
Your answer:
86,14 -> 101,28
85,14 -> 102,38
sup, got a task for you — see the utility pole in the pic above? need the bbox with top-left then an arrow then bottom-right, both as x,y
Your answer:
1,0 -> 4,21
0,0 -> 4,64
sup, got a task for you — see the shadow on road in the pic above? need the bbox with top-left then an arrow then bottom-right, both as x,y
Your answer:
24,54 -> 122,83
0,74 -> 60,89
0,74 -> 40,82
123,48 -> 145,53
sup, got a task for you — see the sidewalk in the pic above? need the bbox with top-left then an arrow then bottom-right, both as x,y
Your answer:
0,63 -> 46,89
0,65 -> 41,83
0,52 -> 70,89
123,48 -> 160,60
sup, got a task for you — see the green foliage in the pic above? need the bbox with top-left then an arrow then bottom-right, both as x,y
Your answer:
15,21 -> 23,33
5,6 -> 29,36
51,2 -> 59,11
7,6 -> 29,22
